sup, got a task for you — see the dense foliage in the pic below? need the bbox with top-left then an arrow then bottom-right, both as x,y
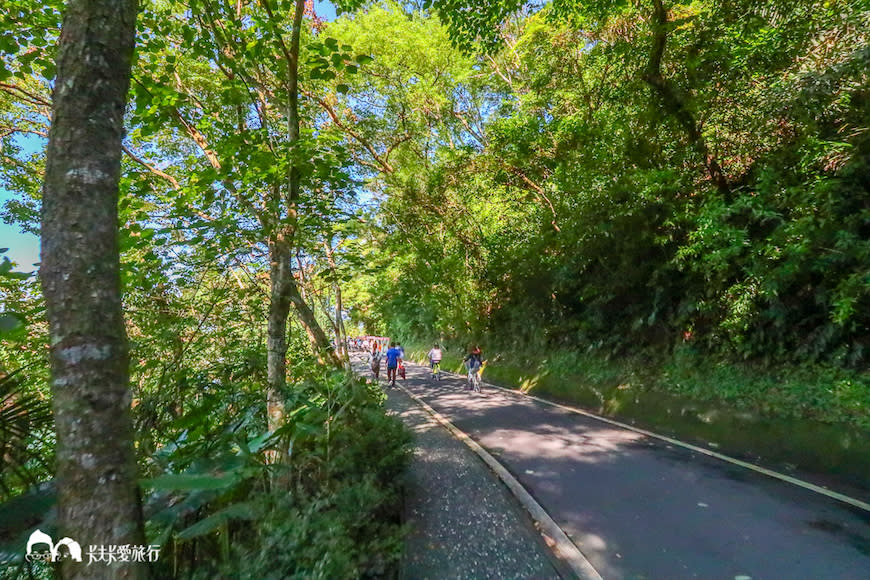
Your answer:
1,0 -> 870,576
1,1 -> 411,577
367,0 -> 870,359
344,1 -> 870,425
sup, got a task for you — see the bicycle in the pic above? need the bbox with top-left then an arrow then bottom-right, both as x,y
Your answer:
430,360 -> 441,382
466,360 -> 487,393
467,368 -> 481,392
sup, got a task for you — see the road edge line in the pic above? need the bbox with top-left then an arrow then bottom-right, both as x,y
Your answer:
395,382 -> 603,580
476,379 -> 870,513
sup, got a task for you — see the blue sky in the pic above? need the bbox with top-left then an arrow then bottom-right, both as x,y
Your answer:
315,1 -> 338,21
1,131 -> 40,271
0,209 -> 39,272
1,1 -> 343,273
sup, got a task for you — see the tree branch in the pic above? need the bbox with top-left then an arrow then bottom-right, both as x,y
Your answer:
303,89 -> 396,174
644,0 -> 731,201
502,163 -> 560,232
121,144 -> 180,190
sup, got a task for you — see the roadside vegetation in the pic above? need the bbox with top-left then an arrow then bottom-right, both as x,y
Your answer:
1,0 -> 869,577
357,0 -> 870,431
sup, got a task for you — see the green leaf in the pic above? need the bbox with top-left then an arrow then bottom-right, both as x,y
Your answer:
246,431 -> 273,454
336,83 -> 350,94
176,502 -> 258,541
142,473 -> 239,491
0,313 -> 26,334
40,59 -> 55,79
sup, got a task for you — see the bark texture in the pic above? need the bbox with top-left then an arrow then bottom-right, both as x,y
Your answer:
266,229 -> 293,431
263,0 -> 340,435
39,1 -> 147,578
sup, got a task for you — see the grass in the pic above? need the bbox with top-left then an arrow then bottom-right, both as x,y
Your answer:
400,341 -> 870,494
403,342 -> 870,430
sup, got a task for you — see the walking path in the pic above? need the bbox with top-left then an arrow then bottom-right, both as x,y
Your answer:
385,387 -> 566,579
359,356 -> 870,579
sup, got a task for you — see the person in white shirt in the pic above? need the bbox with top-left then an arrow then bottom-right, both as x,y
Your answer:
427,344 -> 443,380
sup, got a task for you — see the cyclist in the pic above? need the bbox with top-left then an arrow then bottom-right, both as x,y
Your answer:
384,342 -> 402,388
427,343 -> 443,381
463,346 -> 483,391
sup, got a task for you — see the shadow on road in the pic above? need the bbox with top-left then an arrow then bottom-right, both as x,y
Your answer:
359,356 -> 870,580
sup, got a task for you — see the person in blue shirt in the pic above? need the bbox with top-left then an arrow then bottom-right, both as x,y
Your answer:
384,342 -> 403,388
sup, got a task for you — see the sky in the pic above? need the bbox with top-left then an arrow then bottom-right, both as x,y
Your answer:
0,213 -> 39,273
1,132 -> 40,272
1,1 -> 343,274
314,1 -> 338,21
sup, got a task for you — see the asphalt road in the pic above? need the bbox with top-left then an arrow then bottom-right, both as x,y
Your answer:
364,356 -> 870,580
385,387 -> 564,579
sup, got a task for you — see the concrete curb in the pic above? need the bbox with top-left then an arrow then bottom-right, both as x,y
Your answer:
424,358 -> 870,513
471,380 -> 870,513
395,381 -> 603,580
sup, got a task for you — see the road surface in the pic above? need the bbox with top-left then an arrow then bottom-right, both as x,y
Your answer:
362,356 -> 870,580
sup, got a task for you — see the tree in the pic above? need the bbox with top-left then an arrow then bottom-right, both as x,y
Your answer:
121,0 -> 354,435
39,0 -> 147,578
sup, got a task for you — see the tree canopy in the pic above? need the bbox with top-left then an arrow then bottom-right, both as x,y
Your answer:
2,0 -> 870,577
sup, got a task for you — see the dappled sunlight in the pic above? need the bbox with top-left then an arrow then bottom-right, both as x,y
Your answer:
390,406 -> 440,435
358,359 -> 870,580
519,373 -> 545,394
478,426 -> 645,464
393,362 -> 648,468
570,532 -> 623,580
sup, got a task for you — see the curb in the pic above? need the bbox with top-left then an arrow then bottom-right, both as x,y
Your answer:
470,381 -> 870,513
394,381 -> 603,580
422,357 -> 870,513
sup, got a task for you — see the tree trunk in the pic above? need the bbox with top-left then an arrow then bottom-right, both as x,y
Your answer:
40,1 -> 147,579
263,0 -> 340,437
335,283 -> 347,362
322,240 -> 348,364
282,0 -> 340,368
265,229 -> 339,427
644,0 -> 731,202
287,279 -> 341,366
266,228 -> 293,433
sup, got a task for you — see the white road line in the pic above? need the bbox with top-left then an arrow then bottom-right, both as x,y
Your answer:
474,377 -> 870,513
395,380 -> 603,580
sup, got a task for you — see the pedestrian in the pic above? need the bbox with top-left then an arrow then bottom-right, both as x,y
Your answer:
397,342 -> 406,380
384,342 -> 402,388
369,347 -> 381,381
